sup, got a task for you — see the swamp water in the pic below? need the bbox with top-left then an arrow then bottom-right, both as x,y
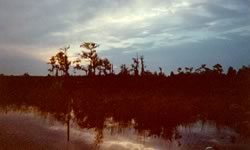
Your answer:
0,107 -> 249,150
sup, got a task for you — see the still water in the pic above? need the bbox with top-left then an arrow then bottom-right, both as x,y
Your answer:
0,107 -> 249,150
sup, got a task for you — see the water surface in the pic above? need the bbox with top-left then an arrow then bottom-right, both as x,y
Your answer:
0,107 -> 249,150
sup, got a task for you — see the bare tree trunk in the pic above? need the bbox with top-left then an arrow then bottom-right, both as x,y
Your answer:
67,99 -> 72,142
67,115 -> 70,142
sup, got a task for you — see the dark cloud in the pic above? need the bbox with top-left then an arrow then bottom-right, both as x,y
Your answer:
0,0 -> 249,75
101,33 -> 250,74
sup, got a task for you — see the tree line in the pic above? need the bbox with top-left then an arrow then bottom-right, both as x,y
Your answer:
47,42 -> 250,78
47,42 -> 113,76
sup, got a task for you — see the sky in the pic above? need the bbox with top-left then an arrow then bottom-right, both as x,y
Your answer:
0,0 -> 250,75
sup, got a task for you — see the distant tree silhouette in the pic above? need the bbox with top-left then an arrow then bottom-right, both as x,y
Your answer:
47,56 -> 57,76
97,58 -> 113,75
4,57 -> 250,142
140,56 -> 145,76
143,70 -> 153,76
213,64 -> 223,74
45,42 -> 249,80
131,54 -> 139,76
75,42 -> 113,76
119,64 -> 130,76
158,67 -> 165,76
57,46 -> 71,76
238,65 -> 250,77
47,46 -> 71,76
184,67 -> 193,74
195,64 -> 211,74
227,66 -> 237,77
118,55 -> 154,77
79,42 -> 101,76
23,72 -> 30,77
73,58 -> 88,76
177,67 -> 183,75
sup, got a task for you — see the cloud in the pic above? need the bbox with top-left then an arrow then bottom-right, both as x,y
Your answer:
0,0 -> 249,75
0,48 -> 48,75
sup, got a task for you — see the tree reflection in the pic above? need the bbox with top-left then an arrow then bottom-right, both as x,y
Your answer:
1,64 -> 250,147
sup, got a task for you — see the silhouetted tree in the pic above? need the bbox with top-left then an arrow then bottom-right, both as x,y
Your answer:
131,54 -> 139,76
97,58 -> 113,75
23,72 -> 30,77
56,45 -> 71,76
238,65 -> 250,77
159,67 -> 165,76
76,42 -> 113,76
170,71 -> 175,77
119,64 -> 130,76
195,64 -> 211,74
177,67 -> 183,75
184,67 -> 193,74
213,64 -> 223,74
47,46 -> 71,76
54,47 -> 71,76
140,56 -> 145,76
73,58 -> 88,76
227,66 -> 237,77
143,70 -> 153,76
60,45 -> 71,76
47,56 -> 56,76
79,42 -> 101,76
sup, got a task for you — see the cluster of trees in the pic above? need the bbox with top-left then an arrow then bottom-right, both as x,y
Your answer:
172,64 -> 224,76
47,45 -> 71,76
119,54 -> 156,76
47,42 -> 163,77
48,42 -> 113,76
48,42 -> 250,77
171,63 -> 250,78
73,42 -> 113,76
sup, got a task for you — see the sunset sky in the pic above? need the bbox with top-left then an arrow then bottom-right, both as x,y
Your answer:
0,0 -> 250,75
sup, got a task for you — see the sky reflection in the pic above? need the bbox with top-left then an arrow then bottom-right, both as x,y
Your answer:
0,107 -> 249,150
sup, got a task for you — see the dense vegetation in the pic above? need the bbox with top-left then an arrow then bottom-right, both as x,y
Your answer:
0,42 -> 249,145
0,66 -> 250,139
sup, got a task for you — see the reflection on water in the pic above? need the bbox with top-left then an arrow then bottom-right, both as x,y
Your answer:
0,108 -> 93,150
0,107 -> 249,150
1,76 -> 250,149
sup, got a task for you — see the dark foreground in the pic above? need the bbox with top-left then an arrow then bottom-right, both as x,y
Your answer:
0,75 -> 250,149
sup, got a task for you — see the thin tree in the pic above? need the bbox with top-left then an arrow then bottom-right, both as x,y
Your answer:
131,54 -> 139,76
140,55 -> 145,76
59,45 -> 71,76
159,67 -> 165,76
79,42 -> 100,76
47,56 -> 56,76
